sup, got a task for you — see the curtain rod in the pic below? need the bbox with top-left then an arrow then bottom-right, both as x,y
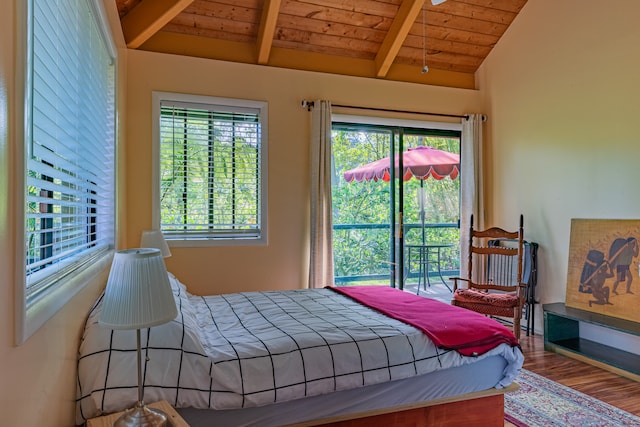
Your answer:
301,100 -> 469,120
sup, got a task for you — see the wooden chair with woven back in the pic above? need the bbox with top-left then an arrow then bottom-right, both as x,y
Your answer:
451,214 -> 526,339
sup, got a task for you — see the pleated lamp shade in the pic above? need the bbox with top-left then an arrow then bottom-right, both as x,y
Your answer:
140,230 -> 172,258
99,248 -> 178,330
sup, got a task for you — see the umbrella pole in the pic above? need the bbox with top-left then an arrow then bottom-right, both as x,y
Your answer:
419,180 -> 426,293
420,180 -> 426,246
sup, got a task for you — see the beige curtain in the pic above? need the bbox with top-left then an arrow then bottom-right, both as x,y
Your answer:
460,113 -> 485,279
309,100 -> 335,288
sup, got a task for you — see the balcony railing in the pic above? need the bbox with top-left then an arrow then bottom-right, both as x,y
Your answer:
333,222 -> 460,284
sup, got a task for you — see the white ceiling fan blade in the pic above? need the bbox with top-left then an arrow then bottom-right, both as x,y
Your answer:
431,0 -> 447,4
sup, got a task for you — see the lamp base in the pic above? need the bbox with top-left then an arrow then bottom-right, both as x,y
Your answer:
113,402 -> 171,427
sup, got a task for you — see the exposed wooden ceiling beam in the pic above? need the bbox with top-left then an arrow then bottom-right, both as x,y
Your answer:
116,0 -> 527,83
375,0 -> 424,78
122,0 -> 195,48
257,0 -> 282,64
140,31 -> 476,89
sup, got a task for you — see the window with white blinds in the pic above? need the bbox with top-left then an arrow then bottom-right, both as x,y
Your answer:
25,0 -> 115,301
156,95 -> 267,244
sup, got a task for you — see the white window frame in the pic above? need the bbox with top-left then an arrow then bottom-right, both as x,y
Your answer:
151,92 -> 268,247
14,0 -> 117,344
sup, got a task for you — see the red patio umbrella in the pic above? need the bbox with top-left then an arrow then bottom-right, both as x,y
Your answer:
343,146 -> 460,183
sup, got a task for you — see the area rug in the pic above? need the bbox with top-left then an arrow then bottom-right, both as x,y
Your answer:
505,369 -> 640,427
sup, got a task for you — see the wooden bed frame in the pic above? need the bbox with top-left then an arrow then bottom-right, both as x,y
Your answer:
286,383 -> 519,427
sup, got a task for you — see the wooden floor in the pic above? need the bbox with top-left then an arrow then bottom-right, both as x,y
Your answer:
504,332 -> 640,426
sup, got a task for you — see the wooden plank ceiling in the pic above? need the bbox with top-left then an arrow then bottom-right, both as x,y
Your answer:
115,0 -> 528,89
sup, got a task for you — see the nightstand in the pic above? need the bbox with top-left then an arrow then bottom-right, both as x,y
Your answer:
87,401 -> 189,427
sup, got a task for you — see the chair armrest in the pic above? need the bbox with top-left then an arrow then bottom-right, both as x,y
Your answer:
450,277 -> 470,292
515,282 -> 529,304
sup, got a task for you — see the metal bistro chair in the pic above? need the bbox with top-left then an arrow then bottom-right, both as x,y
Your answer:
451,214 -> 526,339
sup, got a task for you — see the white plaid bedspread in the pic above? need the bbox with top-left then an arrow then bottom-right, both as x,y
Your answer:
76,277 -> 523,424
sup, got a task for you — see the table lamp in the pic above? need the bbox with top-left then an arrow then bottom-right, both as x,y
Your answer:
140,230 -> 172,258
99,248 -> 178,427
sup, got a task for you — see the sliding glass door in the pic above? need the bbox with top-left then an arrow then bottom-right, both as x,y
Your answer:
332,122 -> 461,291
398,130 -> 461,292
332,124 -> 396,286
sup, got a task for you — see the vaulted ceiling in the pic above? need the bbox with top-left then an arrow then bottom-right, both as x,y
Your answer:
114,0 -> 528,89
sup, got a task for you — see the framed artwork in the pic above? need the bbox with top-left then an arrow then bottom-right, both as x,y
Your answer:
565,218 -> 640,323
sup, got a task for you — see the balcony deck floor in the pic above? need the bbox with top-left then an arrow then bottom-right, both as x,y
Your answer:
402,278 -> 453,304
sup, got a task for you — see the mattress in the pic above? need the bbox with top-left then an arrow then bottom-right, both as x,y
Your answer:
76,274 -> 523,425
177,353 -> 510,427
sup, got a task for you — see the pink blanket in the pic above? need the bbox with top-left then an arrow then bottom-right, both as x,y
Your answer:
329,286 -> 519,356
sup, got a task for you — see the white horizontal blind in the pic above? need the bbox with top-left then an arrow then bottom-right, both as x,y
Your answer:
159,100 -> 262,239
26,0 -> 115,299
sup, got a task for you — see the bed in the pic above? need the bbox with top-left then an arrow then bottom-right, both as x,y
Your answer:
76,274 -> 523,426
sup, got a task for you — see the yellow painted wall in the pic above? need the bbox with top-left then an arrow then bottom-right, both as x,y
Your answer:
126,51 -> 482,295
477,0 -> 640,328
9,0 -> 640,423
0,0 -> 479,420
